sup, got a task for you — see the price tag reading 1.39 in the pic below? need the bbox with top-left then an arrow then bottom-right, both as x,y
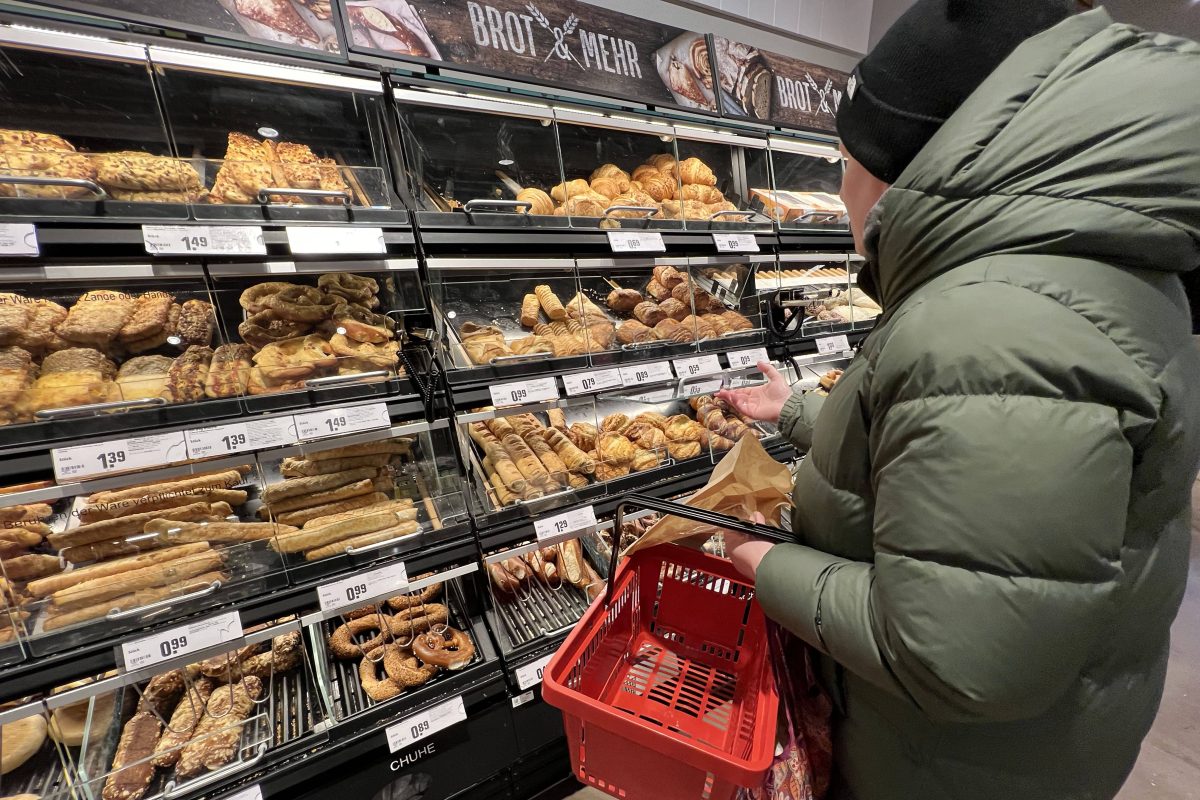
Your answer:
184,417 -> 297,460
619,361 -> 674,388
386,695 -> 468,753
489,376 -> 559,408
534,505 -> 598,543
292,402 -> 390,442
316,560 -> 409,614
120,611 -> 242,670
52,432 -> 189,483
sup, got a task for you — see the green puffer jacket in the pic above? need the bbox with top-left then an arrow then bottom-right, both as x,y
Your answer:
755,10 -> 1200,800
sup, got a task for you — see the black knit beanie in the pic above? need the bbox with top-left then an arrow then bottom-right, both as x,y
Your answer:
837,0 -> 1076,184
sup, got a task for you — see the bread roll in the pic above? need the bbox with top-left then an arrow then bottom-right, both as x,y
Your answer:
1,715 -> 46,775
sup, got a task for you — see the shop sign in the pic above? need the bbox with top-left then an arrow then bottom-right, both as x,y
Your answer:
713,36 -> 849,133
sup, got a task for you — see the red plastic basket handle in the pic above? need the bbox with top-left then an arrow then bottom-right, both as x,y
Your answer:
605,493 -> 794,606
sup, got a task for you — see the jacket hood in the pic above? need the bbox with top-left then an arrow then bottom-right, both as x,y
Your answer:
869,9 -> 1200,310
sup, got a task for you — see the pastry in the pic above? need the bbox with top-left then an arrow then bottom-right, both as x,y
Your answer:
101,711 -> 160,800
0,714 -> 45,776
550,178 -> 591,203
641,174 -> 675,202
615,320 -> 655,345
124,303 -> 181,354
560,194 -> 609,217
117,293 -> 175,343
239,282 -> 302,314
657,298 -> 689,321
151,677 -> 215,767
204,343 -> 254,398
329,333 -> 399,369
115,355 -> 173,401
520,294 -> 541,328
534,285 -> 567,321
677,157 -> 717,186
590,176 -> 630,199
175,299 -> 215,346
0,294 -> 30,345
591,164 -> 630,182
0,346 -> 35,425
90,152 -> 201,192
680,184 -> 724,204
253,334 -> 336,381
515,187 -> 553,216
57,290 -> 136,346
109,189 -> 206,203
319,273 -> 378,305
161,345 -> 213,404
633,302 -> 666,327
209,132 -> 275,205
606,288 -> 643,313
509,335 -> 555,356
13,299 -> 68,354
175,675 -> 263,779
645,278 -> 671,301
544,428 -> 595,474
0,147 -> 97,198
0,128 -> 74,151
262,286 -> 338,323
19,347 -> 118,415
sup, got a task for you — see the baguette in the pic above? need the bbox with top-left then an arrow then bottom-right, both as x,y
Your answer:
151,677 -> 215,767
42,571 -> 226,631
78,488 -> 248,523
61,539 -> 156,565
279,453 -> 393,478
303,519 -> 421,560
48,501 -> 215,550
306,440 -> 412,461
0,503 -> 52,523
258,478 -> 376,517
270,509 -> 409,554
273,491 -> 389,528
142,520 -> 295,545
102,711 -> 161,800
50,550 -> 224,609
86,469 -> 246,507
260,467 -> 380,504
300,498 -> 414,529
175,676 -> 263,779
29,543 -> 213,598
558,538 -> 586,587
1,553 -> 62,581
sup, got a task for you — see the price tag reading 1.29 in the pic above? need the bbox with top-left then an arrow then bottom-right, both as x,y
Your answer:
52,432 -> 189,483
386,695 -> 468,753
534,505 -> 598,543
516,653 -> 555,690
607,230 -> 665,253
292,402 -> 390,442
561,368 -> 623,397
619,361 -> 674,387
489,376 -> 559,408
316,560 -> 409,614
120,611 -> 242,670
726,348 -> 771,370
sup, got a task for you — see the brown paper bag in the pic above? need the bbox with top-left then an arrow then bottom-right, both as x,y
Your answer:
624,434 -> 793,556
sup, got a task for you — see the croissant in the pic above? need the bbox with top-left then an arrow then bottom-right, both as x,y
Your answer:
631,446 -> 661,473
520,294 -> 541,327
703,314 -> 732,336
631,412 -> 668,430
524,431 -> 569,484
516,187 -> 554,215
667,440 -> 702,461
551,178 -> 591,203
568,422 -> 598,451
707,200 -> 738,216
664,414 -> 704,443
630,426 -> 667,452
653,265 -> 688,290
654,318 -> 693,343
633,302 -> 666,327
721,310 -> 754,331
544,428 -> 596,474
594,461 -> 631,482
598,432 -> 636,465
680,184 -> 724,204
631,164 -> 662,183
535,285 -> 567,321
677,157 -> 717,186
566,471 -> 590,489
700,428 -> 736,451
561,195 -> 609,217
600,414 -> 629,433
642,174 -> 676,202
464,336 -> 512,364
616,320 -> 656,345
695,289 -> 725,314
645,279 -> 671,301
509,335 -> 555,355
647,153 -> 677,171
663,199 -> 711,220
658,298 -> 689,321
590,177 -> 630,199
591,164 -> 630,183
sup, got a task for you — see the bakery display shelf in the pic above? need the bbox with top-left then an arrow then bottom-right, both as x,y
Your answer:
763,136 -> 848,233
0,700 -> 73,800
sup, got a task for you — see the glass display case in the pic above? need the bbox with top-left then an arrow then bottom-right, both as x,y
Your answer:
761,252 -> 857,341
670,126 -> 773,233
0,461 -> 290,657
687,255 -> 771,354
846,256 -> 881,331
0,699 -> 74,799
756,136 -> 847,231
57,618 -> 325,800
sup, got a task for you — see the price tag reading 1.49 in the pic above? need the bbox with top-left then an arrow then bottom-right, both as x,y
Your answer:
292,402 -> 390,442
607,230 -> 665,253
489,376 -> 559,408
386,695 -> 468,753
316,560 -> 409,614
619,361 -> 674,387
142,224 -> 266,256
816,334 -> 852,355
516,653 -> 555,690
120,611 -> 242,670
534,505 -> 598,543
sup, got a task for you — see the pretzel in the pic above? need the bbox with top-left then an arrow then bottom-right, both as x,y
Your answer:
328,613 -> 395,660
262,286 -> 339,322
388,603 -> 449,645
413,627 -> 475,671
239,282 -> 302,313
386,581 -> 443,611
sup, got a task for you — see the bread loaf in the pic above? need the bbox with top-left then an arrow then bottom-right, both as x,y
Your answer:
273,491 -> 389,528
175,676 -> 262,779
101,711 -> 160,800
151,678 -> 215,767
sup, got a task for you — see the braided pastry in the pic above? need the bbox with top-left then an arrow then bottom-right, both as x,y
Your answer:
535,285 -> 567,321
318,272 -> 378,304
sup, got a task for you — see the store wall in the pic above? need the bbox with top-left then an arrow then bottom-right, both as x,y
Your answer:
869,0 -> 914,47
1100,0 -> 1200,39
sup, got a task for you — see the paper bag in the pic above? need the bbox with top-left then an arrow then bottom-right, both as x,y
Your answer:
625,435 -> 793,556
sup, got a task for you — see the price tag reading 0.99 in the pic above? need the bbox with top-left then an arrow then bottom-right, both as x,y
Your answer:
316,561 -> 408,614
488,377 -> 559,408
119,611 -> 242,670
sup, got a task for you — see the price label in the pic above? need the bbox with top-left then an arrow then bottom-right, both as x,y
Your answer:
672,354 -> 722,379
185,417 -> 296,460
816,334 -> 851,355
293,402 -> 390,441
681,378 -> 725,399
629,388 -> 676,404
561,368 -> 623,397
489,377 -> 559,408
142,225 -> 266,256
607,230 -> 665,253
221,785 -> 263,800
726,348 -> 770,370
317,560 -> 409,614
286,226 -> 386,255
713,233 -> 760,253
0,223 -> 38,256
52,432 -> 188,483
516,653 -> 555,690
534,505 -> 598,543
386,695 -> 468,753
619,361 -> 673,387
120,611 -> 242,670
511,690 -> 535,708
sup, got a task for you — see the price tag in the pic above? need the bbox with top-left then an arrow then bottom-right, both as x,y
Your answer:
142,225 -> 266,256
816,334 -> 851,355
672,354 -> 722,379
292,402 -> 390,441
221,785 -> 263,800
607,230 -> 665,253
561,368 -> 623,397
185,417 -> 296,460
619,361 -> 673,387
386,695 -> 467,753
489,376 -> 559,408
120,610 -> 242,670
534,505 -> 597,543
317,560 -> 409,614
726,348 -> 770,370
681,378 -> 725,399
713,233 -> 760,253
511,690 -> 535,708
286,226 -> 386,255
52,432 -> 188,483
516,653 -> 555,690
0,223 -> 38,256
629,388 -> 675,404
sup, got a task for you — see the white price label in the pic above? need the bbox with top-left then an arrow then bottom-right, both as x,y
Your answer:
534,505 -> 598,543
672,354 -> 722,379
286,226 -> 386,255
52,432 -> 188,483
516,653 -> 555,690
713,233 -> 760,253
561,368 -> 623,397
142,225 -> 266,256
489,376 -> 559,408
629,388 -> 676,404
386,696 -> 467,753
619,361 -> 673,387
185,417 -> 296,460
0,223 -> 38,256
816,335 -> 851,355
292,402 -> 390,441
511,690 -> 535,708
221,785 -> 263,800
120,611 -> 242,670
681,378 -> 725,398
727,348 -> 770,370
317,561 -> 409,614
607,230 -> 665,253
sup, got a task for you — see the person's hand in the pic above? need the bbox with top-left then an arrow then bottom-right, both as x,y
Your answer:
716,361 -> 793,424
723,513 -> 776,581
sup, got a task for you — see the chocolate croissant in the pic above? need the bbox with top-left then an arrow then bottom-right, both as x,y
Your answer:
633,302 -> 666,326
607,288 -> 643,313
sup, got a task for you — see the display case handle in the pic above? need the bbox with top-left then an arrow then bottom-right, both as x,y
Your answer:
619,339 -> 668,351
303,370 -> 391,388
603,205 -> 659,219
34,396 -> 166,420
0,174 -> 107,199
463,199 -> 531,214
106,580 -> 222,620
258,187 -> 352,206
162,742 -> 268,798
719,326 -> 767,338
707,209 -> 758,222
489,351 -> 555,365
794,211 -> 844,225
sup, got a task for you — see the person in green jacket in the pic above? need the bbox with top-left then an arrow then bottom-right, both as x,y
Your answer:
717,2 -> 1200,798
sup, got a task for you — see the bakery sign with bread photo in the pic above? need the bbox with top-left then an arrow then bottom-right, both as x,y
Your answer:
343,0 -> 718,112
713,35 -> 850,133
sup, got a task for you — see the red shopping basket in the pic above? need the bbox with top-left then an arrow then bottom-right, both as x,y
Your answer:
542,494 -> 791,800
